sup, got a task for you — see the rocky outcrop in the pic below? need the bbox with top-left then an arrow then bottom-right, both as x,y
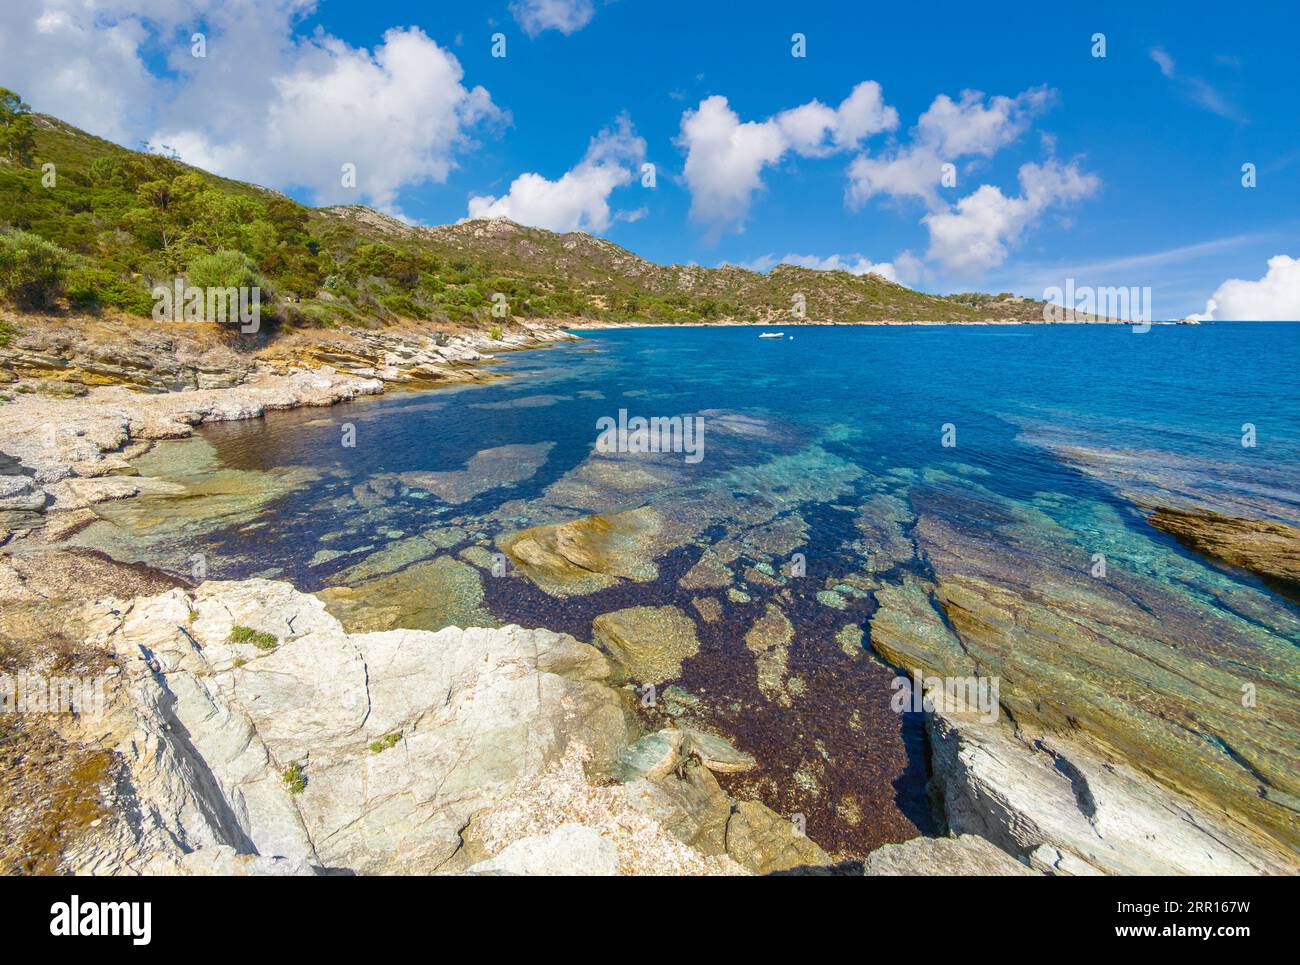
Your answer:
0,367 -> 382,520
725,800 -> 833,874
1148,505 -> 1300,589
923,691 -> 1297,875
47,577 -> 843,875
75,579 -> 629,874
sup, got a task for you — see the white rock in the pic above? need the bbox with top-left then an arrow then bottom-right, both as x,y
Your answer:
466,824 -> 619,876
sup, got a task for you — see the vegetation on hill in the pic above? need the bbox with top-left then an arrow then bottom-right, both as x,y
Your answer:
0,89 -> 1060,329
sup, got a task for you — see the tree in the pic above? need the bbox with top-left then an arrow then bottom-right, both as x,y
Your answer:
0,87 -> 37,166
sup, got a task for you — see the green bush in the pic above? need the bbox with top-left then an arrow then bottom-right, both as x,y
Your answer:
65,266 -> 154,316
228,625 -> 278,650
187,249 -> 272,297
0,319 -> 15,347
0,230 -> 68,309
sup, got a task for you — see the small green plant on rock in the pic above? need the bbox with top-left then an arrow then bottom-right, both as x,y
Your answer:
369,733 -> 401,754
489,323 -> 503,340
228,624 -> 278,650
282,763 -> 306,795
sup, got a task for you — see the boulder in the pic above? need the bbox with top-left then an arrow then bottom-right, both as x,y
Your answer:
466,824 -> 618,876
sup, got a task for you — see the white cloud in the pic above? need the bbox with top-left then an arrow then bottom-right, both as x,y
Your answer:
678,82 -> 897,238
510,0 -> 595,37
847,86 -> 1052,209
1150,47 -> 1177,78
466,116 -> 645,232
0,0 -> 160,143
1148,45 -> 1238,120
923,160 -> 1100,275
1191,255 -> 1300,320
0,2 -> 501,212
734,252 -> 919,286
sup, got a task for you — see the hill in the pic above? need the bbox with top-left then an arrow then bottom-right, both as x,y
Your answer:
0,98 -> 1071,330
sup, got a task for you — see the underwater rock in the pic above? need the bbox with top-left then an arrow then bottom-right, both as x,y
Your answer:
318,556 -> 496,633
399,442 -> 554,505
1147,505 -> 1300,589
691,595 -> 722,623
744,603 -> 793,703
591,605 -> 699,685
679,547 -> 732,590
502,507 -> 664,597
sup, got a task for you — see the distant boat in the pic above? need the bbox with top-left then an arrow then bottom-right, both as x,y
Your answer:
759,331 -> 784,338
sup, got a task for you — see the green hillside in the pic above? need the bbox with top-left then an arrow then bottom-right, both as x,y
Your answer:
0,93 -> 1057,330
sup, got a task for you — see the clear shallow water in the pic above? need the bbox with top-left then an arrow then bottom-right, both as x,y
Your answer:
75,323 -> 1300,855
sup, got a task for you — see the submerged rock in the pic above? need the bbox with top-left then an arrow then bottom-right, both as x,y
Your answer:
744,603 -> 793,702
501,507 -> 664,597
399,442 -> 554,505
1147,505 -> 1300,589
318,556 -> 496,633
591,605 -> 699,685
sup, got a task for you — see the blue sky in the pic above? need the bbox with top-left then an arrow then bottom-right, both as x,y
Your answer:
2,0 -> 1298,318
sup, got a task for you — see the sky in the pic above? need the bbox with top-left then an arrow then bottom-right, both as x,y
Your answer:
2,0 -> 1298,319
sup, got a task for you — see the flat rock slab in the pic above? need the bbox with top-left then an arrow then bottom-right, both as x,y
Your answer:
864,834 -> 1039,876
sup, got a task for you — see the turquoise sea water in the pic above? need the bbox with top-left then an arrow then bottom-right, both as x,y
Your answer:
78,323 -> 1300,855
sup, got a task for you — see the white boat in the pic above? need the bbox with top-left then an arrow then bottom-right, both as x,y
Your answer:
758,331 -> 784,338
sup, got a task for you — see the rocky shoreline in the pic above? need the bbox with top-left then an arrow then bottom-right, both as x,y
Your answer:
1,318 -> 1296,875
0,318 -> 577,529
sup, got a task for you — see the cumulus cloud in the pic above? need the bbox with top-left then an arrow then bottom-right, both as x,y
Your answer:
736,252 -> 913,285
0,1 -> 501,212
677,82 -> 897,238
467,116 -> 645,232
847,86 -> 1053,209
923,160 -> 1100,274
1191,255 -> 1300,320
0,0 -> 162,142
510,0 -> 595,37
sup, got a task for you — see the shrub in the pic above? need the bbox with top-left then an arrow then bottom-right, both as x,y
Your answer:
368,733 -> 401,754
227,625 -> 278,650
0,230 -> 68,309
65,266 -> 154,316
489,324 -> 503,340
0,319 -> 15,347
187,249 -> 271,293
